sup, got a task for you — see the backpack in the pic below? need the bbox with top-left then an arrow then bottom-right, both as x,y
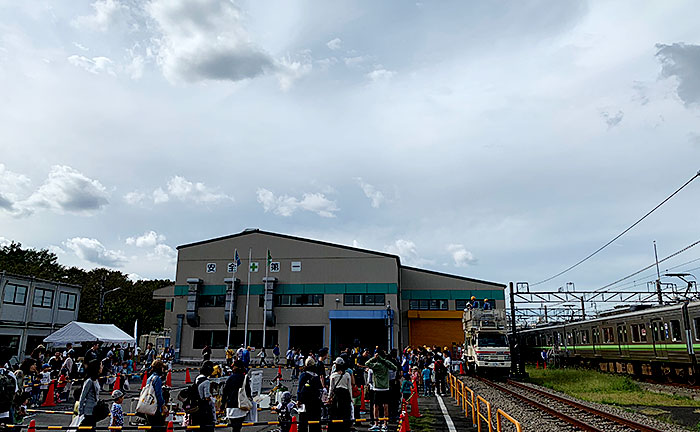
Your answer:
297,373 -> 320,405
0,370 -> 15,412
179,376 -> 206,414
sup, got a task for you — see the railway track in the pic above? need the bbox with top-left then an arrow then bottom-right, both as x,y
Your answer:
476,376 -> 667,432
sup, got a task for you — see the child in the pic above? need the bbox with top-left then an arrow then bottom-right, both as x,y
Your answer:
39,364 -> 51,405
276,391 -> 296,432
400,373 -> 413,403
72,387 -> 81,421
421,365 -> 432,397
110,390 -> 124,427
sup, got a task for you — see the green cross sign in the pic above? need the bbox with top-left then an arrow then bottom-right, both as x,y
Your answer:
250,262 -> 259,272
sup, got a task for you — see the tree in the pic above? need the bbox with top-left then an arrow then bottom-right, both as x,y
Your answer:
0,242 -> 170,335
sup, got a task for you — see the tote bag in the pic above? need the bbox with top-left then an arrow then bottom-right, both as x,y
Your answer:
237,375 -> 253,411
136,380 -> 158,415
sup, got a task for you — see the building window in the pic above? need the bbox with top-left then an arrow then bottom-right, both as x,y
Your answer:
165,301 -> 173,312
3,283 -> 27,305
200,295 -> 225,307
455,300 -> 469,310
275,294 -> 323,306
32,288 -> 53,308
344,294 -> 385,306
193,330 -> 228,349
409,299 -> 448,310
58,292 -> 77,310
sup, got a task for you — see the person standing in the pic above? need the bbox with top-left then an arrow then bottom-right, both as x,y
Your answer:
222,360 -> 251,432
272,344 -> 280,366
240,347 -> 250,369
257,348 -> 268,367
78,360 -> 102,427
84,343 -> 100,365
145,360 -> 168,427
365,351 -> 397,432
191,361 -> 216,432
285,347 -> 295,368
327,358 -> 352,432
297,357 -> 322,432
109,390 -> 124,428
201,346 -> 211,362
225,347 -> 235,367
144,343 -> 157,367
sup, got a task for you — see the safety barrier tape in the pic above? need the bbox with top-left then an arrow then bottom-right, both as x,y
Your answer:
7,418 -> 391,430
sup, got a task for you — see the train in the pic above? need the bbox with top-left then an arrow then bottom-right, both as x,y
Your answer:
518,300 -> 700,383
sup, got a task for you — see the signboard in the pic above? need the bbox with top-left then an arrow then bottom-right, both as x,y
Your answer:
250,370 -> 263,396
227,263 -> 237,273
291,261 -> 301,272
270,262 -> 280,272
206,263 -> 216,273
250,262 -> 259,272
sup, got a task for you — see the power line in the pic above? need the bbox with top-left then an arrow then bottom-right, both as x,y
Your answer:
532,170 -> 700,287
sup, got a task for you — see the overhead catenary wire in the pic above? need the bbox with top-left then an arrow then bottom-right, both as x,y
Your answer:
532,170 -> 700,287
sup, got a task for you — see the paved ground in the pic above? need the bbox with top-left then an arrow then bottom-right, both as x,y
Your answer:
22,366 -> 470,432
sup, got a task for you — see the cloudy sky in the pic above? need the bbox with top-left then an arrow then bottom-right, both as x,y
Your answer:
1,1 -> 699,298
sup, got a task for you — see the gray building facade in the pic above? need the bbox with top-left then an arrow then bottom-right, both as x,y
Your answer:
159,229 -> 505,362
0,272 -> 81,360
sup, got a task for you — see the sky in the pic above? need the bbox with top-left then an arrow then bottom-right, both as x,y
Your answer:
1,1 -> 699,305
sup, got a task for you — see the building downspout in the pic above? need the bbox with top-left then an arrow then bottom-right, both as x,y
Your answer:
396,259 -> 402,352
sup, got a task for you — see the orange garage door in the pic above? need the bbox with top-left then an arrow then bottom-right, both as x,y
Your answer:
408,311 -> 464,348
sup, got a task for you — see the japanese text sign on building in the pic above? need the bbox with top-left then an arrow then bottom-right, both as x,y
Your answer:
206,263 -> 216,273
291,261 -> 302,272
270,262 -> 280,272
250,262 -> 259,272
227,263 -> 237,273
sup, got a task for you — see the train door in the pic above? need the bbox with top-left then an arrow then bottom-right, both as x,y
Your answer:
652,320 -> 667,359
592,326 -> 599,356
617,324 -> 629,356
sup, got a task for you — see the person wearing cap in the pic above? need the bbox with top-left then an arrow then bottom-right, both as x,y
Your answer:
483,299 -> 492,310
328,357 -> 352,432
110,390 -> 124,427
297,357 -> 322,432
222,360 -> 251,432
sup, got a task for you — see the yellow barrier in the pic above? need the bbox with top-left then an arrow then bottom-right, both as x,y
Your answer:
476,395 -> 492,432
496,409 -> 522,432
463,382 -> 476,427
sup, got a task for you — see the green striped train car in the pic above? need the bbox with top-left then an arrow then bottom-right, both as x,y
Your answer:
519,300 -> 700,383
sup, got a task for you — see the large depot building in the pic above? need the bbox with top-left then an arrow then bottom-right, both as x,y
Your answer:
156,229 -> 505,361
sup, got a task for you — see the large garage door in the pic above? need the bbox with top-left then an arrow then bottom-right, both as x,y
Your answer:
409,318 -> 463,348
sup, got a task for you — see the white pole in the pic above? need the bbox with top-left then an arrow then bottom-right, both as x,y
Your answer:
262,249 -> 269,350
226,250 -> 236,350
244,248 -> 252,347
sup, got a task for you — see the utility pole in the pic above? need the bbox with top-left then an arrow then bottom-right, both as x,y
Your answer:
654,241 -> 663,305
509,282 -> 520,377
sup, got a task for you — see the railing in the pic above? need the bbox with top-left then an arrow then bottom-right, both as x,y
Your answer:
446,373 -> 521,432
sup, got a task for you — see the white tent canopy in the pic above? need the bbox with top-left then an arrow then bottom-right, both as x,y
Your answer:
44,321 -> 136,345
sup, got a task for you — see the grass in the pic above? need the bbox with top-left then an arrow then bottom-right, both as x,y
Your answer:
525,367 -> 700,407
408,412 -> 436,432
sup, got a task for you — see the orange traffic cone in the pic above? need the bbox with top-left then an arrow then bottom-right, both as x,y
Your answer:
185,368 -> 192,384
28,419 -> 36,432
459,362 -> 465,375
41,380 -> 56,407
141,371 -> 148,389
360,386 -> 367,412
290,416 -> 298,432
167,421 -> 174,432
166,370 -> 172,387
114,374 -> 121,390
278,365 -> 282,378
409,392 -> 421,418
544,361 -> 547,370
536,361 -> 539,369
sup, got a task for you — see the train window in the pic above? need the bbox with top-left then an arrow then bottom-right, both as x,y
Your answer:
592,328 -> 600,344
639,324 -> 647,342
617,325 -> 628,343
603,327 -> 614,343
695,318 -> 700,341
567,332 -> 573,345
631,325 -> 640,342
670,320 -> 682,342
574,331 -> 580,345
582,330 -> 589,344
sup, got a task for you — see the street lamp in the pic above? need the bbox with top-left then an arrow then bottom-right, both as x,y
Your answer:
99,286 -> 121,323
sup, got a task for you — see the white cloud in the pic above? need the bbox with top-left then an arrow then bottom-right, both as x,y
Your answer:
72,0 -> 126,32
67,55 -> 116,76
166,176 -> 232,203
656,43 -> 700,106
64,237 -> 127,267
257,188 -> 339,218
0,237 -> 12,248
276,53 -> 313,91
367,68 -> 395,82
447,244 -> 477,267
73,42 -> 89,52
326,38 -> 342,51
152,187 -> 169,204
0,164 -> 32,216
344,56 -> 368,67
123,191 -> 146,205
355,177 -> 386,208
19,166 -> 109,216
150,243 -> 177,261
600,109 -> 624,129
147,0 -> 274,83
126,230 -> 166,248
127,273 -> 144,282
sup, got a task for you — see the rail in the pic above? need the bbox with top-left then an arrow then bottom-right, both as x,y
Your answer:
446,373 -> 518,431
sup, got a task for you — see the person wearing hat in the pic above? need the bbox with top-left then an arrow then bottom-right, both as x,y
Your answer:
297,357 -> 322,432
483,299 -> 492,310
328,357 -> 352,432
110,390 -> 124,427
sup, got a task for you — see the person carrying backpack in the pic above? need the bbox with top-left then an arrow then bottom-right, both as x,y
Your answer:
190,361 -> 215,432
0,363 -> 18,426
221,361 -> 251,432
297,357 -> 322,432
